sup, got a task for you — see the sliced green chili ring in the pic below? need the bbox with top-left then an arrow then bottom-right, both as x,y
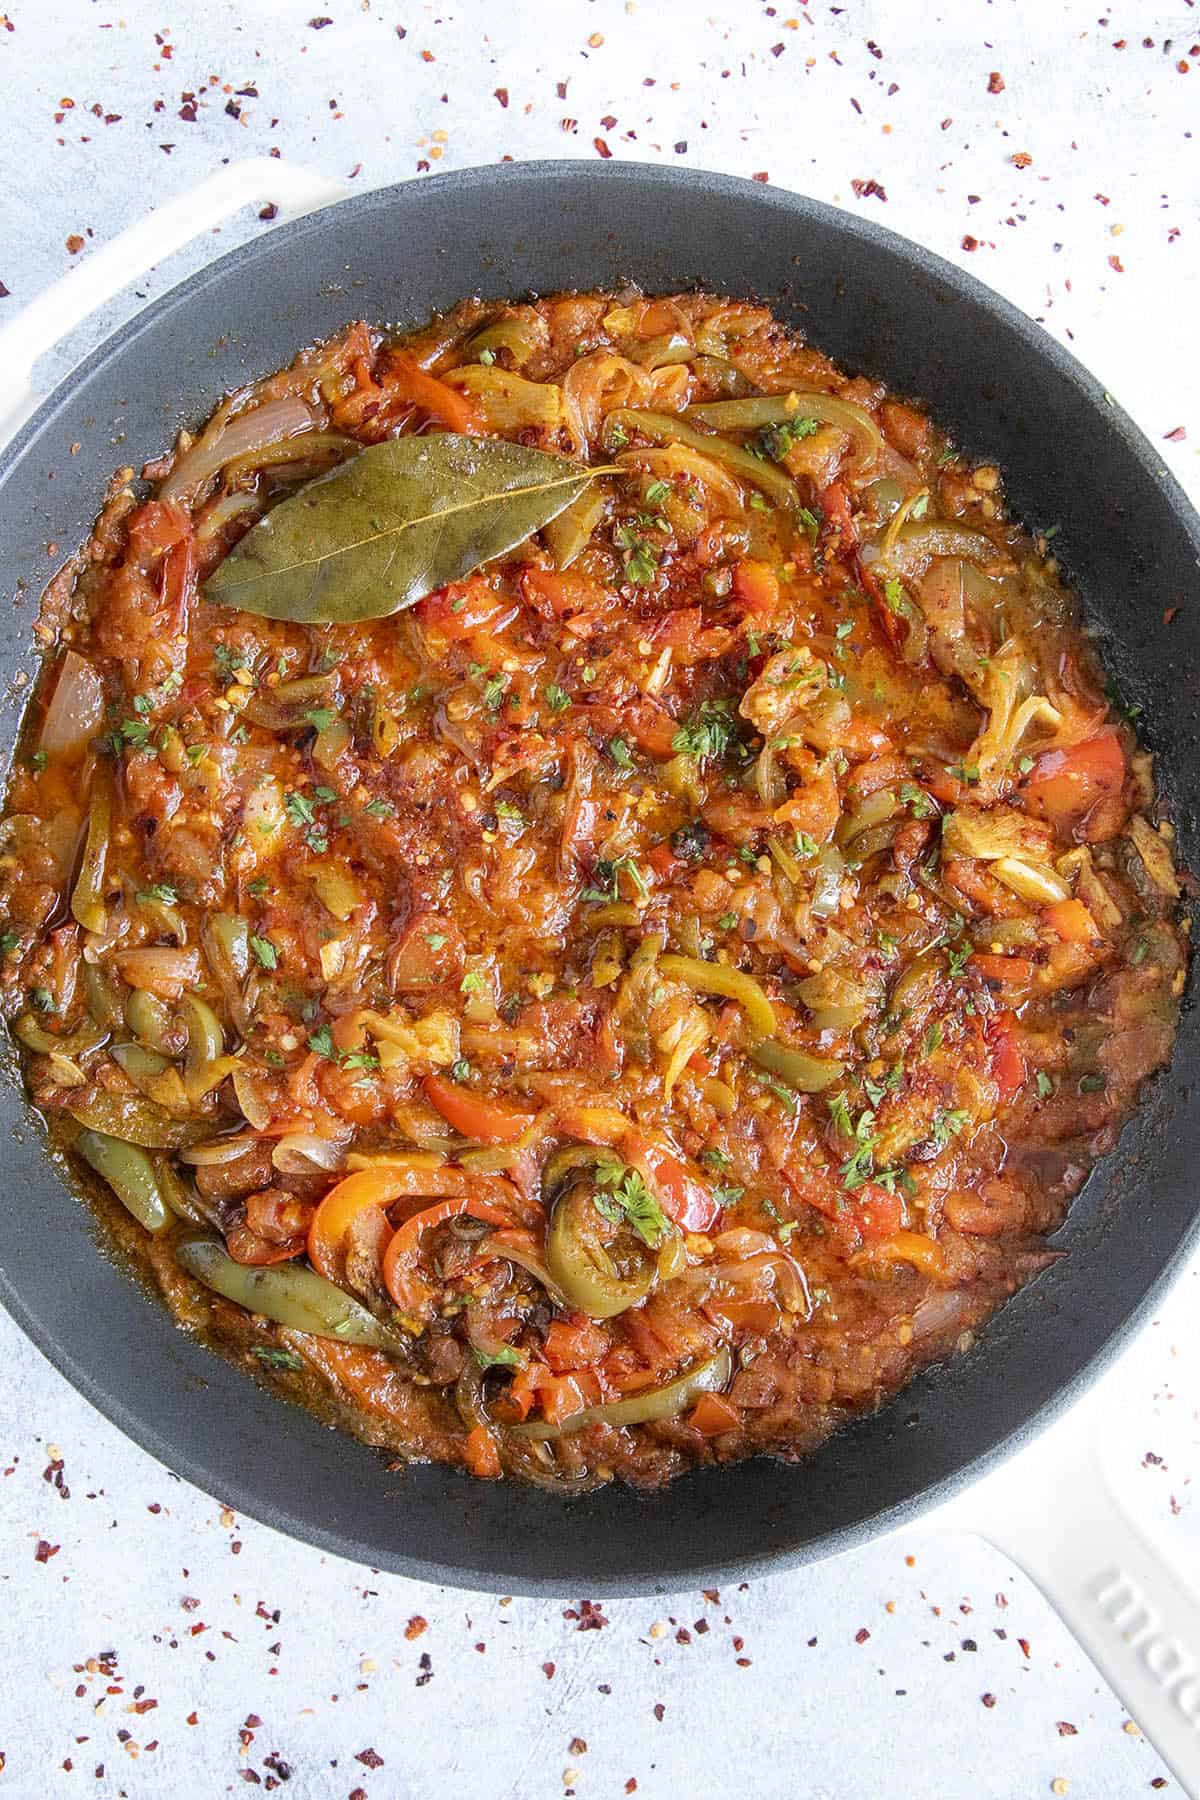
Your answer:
76,1128 -> 171,1234
182,995 -> 226,1102
545,1180 -> 657,1320
173,1233 -> 396,1351
514,1347 -> 734,1438
12,1013 -> 108,1058
70,763 -> 112,934
66,1089 -> 212,1149
603,409 -> 798,510
749,1038 -> 846,1093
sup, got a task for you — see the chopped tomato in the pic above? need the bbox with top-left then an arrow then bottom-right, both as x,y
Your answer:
689,1392 -> 741,1436
818,480 -> 857,548
970,952 -> 1038,989
463,1424 -> 502,1479
521,567 -> 610,618
850,1187 -> 905,1242
878,399 -> 930,460
1043,897 -> 1100,944
381,352 -> 482,434
418,577 -> 510,639
537,1369 -> 602,1424
622,697 -> 679,759
543,1315 -> 610,1372
126,499 -> 192,556
705,1298 -> 781,1335
423,1074 -> 539,1144
1022,729 -> 1125,828
225,1218 -> 305,1265
989,1010 -> 1026,1105
623,1129 -> 723,1233
645,840 -> 682,879
161,536 -> 196,634
730,558 -> 780,621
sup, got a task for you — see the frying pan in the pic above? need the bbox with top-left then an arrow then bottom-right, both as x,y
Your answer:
1,160 -> 1198,1788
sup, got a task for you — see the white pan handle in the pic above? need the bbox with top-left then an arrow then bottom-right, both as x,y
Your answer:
0,156 -> 347,448
937,1393 -> 1200,1796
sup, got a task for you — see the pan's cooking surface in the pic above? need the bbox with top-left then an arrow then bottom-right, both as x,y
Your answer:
0,164 -> 1197,1592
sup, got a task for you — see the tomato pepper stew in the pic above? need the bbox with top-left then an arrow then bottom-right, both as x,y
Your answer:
1,292 -> 1186,1491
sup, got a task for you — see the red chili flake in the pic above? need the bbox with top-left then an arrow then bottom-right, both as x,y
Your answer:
556,81 -> 568,99
404,1615 -> 428,1640
349,1790 -> 367,1800
1018,1637 -> 1032,1658
238,1772 -> 261,1786
494,87 -> 509,108
355,1748 -> 384,1769
675,1628 -> 691,1645
1164,425 -> 1187,442
600,114 -> 617,129
569,1738 -> 588,1756
854,1627 -> 870,1644
962,235 -> 980,252
132,1699 -> 157,1715
1153,1780 -> 1169,1790
1108,255 -> 1125,273
64,235 -> 84,256
674,140 -> 688,154
752,171 -> 770,183
851,177 -> 888,202
35,1539 -> 60,1561
625,1783 -> 637,1795
981,1692 -> 997,1708
987,70 -> 1005,93
0,281 -> 9,298
1011,152 -> 1033,167
653,1704 -> 665,1722
865,39 -> 883,58
940,117 -> 953,130
308,15 -> 333,26
244,1715 -> 262,1730
593,137 -> 612,158
420,49 -> 435,62
1056,1721 -> 1078,1736
542,1662 -> 556,1679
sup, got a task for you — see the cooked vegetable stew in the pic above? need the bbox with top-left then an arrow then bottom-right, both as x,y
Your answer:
1,291 -> 1186,1491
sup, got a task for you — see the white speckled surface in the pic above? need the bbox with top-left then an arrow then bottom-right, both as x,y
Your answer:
1,2 -> 1198,1794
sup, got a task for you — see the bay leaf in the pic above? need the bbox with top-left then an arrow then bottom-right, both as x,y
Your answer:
204,433 -> 604,625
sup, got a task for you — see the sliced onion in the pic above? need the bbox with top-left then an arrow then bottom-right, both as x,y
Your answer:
159,397 -> 317,505
179,1131 -> 261,1167
39,650 -> 105,760
271,1131 -> 351,1175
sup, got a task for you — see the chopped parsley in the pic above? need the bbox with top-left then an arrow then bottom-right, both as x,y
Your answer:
247,876 -> 270,898
425,932 -> 448,951
544,683 -> 572,713
700,1146 -> 732,1171
608,736 -> 635,770
1035,1071 -> 1054,1099
1079,1072 -> 1107,1094
253,1347 -> 304,1371
472,1344 -> 521,1370
581,855 -> 649,905
752,414 -> 819,461
592,1154 -> 670,1249
882,577 -> 906,614
29,987 -> 56,1014
450,1057 -> 472,1082
0,931 -> 20,955
796,505 -> 823,546
615,521 -> 660,586
137,883 -> 178,907
929,1107 -> 969,1151
946,942 -> 972,979
307,1025 -> 378,1071
29,750 -> 47,772
249,934 -> 278,971
672,699 -> 736,761
303,707 -> 338,733
494,800 -> 525,826
482,674 -> 509,710
285,791 -> 316,828
899,781 -> 934,819
364,798 -> 395,819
